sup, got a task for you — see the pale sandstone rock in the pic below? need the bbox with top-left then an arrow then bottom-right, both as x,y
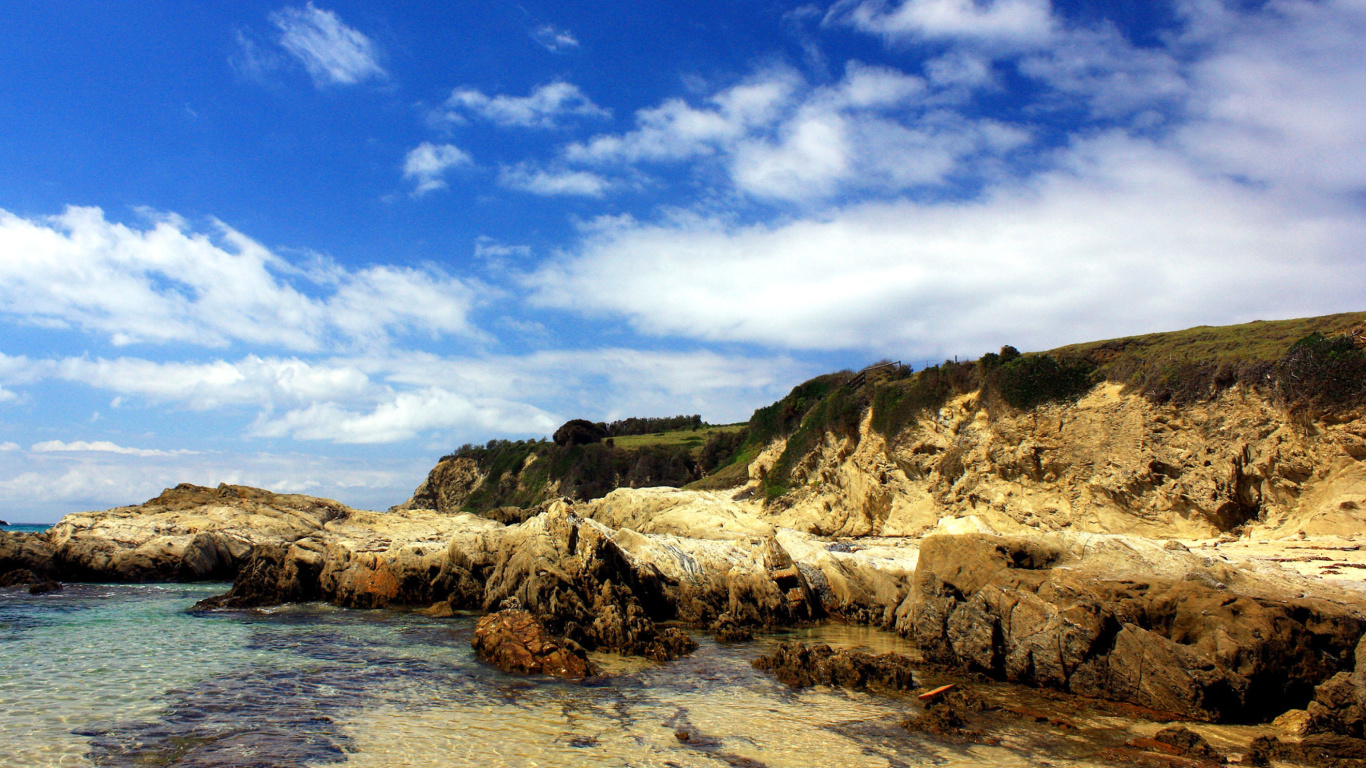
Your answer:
581,486 -> 774,539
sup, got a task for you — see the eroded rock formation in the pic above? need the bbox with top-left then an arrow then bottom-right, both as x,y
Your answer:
904,533 -> 1364,721
752,641 -> 917,692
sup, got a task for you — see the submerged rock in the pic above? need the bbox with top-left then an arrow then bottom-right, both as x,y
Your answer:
472,608 -> 597,678
752,640 -> 917,692
1124,726 -> 1226,763
0,568 -> 61,593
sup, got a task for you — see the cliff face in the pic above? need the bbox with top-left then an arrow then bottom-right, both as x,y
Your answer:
758,383 -> 1365,541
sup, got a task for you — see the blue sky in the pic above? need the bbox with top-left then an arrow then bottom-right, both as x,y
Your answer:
1,0 -> 1364,521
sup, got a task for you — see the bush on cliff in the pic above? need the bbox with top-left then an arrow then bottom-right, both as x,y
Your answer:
982,350 -> 1096,410
1277,331 -> 1366,413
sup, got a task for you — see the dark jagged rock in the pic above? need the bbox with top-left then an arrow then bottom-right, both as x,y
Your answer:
28,579 -> 62,594
902,687 -> 991,743
481,508 -> 697,661
710,612 -> 754,642
910,534 -> 1365,722
472,608 -> 598,678
1141,721 -> 1229,759
752,641 -> 917,692
0,568 -> 61,594
1242,734 -> 1366,767
553,419 -> 608,446
192,542 -> 325,610
1306,635 -> 1366,737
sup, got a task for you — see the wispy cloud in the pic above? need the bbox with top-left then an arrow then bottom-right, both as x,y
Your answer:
30,440 -> 199,458
403,142 -> 472,195
270,3 -> 386,87
443,82 -> 609,128
498,164 -> 613,197
532,24 -> 580,53
0,206 -> 483,351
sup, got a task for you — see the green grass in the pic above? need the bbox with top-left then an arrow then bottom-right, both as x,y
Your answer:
608,424 -> 746,450
1053,311 -> 1366,371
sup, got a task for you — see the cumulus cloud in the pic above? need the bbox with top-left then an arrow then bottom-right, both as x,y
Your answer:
532,24 -> 580,52
270,3 -> 385,86
0,442 -> 18,452
0,206 -> 482,350
529,133 -> 1366,354
563,62 -> 1026,201
498,164 -> 613,197
403,142 -> 473,195
444,82 -> 609,128
30,440 -> 198,458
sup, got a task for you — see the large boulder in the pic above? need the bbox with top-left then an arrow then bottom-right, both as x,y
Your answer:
42,484 -> 346,582
908,533 -> 1365,721
472,608 -> 597,678
0,530 -> 56,580
481,506 -> 697,660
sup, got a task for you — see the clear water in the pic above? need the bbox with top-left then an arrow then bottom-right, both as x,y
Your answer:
0,584 -> 1183,767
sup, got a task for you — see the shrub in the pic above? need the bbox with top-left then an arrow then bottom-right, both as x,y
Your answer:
1277,332 -> 1366,412
987,352 -> 1095,410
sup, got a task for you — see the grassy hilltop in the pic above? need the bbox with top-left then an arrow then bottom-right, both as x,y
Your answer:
437,311 -> 1366,511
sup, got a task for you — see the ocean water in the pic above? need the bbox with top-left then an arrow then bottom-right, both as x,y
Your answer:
1,523 -> 51,533
0,583 -> 1176,767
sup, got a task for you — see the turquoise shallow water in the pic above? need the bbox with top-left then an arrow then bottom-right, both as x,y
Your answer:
0,583 -> 1148,767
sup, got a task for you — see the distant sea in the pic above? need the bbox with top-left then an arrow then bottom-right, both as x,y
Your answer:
0,523 -> 50,533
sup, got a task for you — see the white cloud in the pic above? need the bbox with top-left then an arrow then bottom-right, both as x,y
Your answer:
270,3 -> 385,86
5,344 -> 804,445
566,70 -> 801,164
229,29 -> 286,84
529,133 -> 1366,354
1177,0 -> 1366,195
0,449 -> 434,521
498,164 -> 613,197
565,62 -> 1023,202
831,0 -> 1057,46
474,237 -> 532,261
403,142 -> 473,195
0,442 -> 17,452
532,24 -> 580,52
50,355 -> 373,410
1018,26 -> 1186,120
444,82 -> 609,128
252,387 -> 559,444
30,440 -> 198,458
0,206 -> 481,350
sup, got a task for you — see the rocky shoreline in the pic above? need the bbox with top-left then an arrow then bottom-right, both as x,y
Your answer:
6,479 -> 1366,754
4,368 -> 1366,764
